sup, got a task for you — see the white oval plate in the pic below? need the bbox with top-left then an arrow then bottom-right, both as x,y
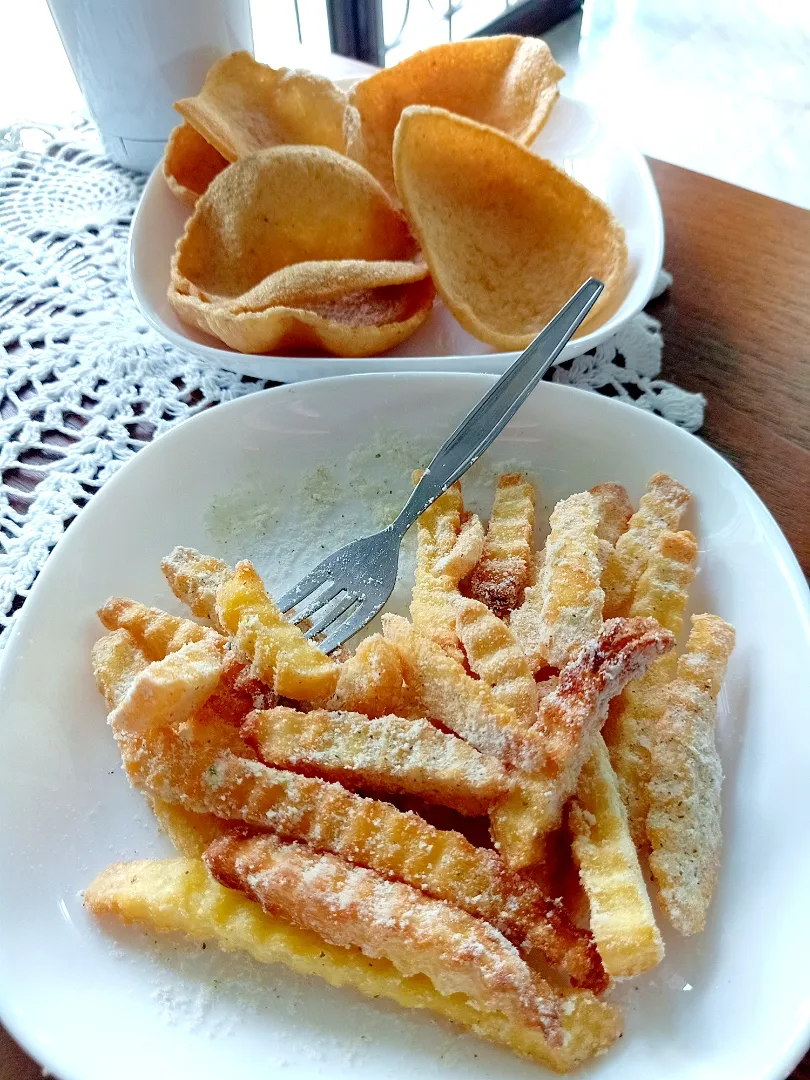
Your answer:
1,376 -> 809,1080
129,96 -> 664,382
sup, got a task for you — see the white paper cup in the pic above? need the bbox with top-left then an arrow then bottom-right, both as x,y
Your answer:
46,0 -> 253,171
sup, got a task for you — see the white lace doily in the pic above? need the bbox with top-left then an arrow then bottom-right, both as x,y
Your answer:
0,123 -> 705,646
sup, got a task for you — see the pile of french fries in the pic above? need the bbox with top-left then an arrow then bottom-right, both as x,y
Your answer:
85,470 -> 734,1072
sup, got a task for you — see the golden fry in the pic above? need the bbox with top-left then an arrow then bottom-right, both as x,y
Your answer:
161,546 -> 231,627
148,796 -> 230,857
568,735 -> 664,977
455,598 -> 538,724
603,530 -> 698,846
206,832 -> 561,1038
326,633 -> 410,717
97,596 -> 220,659
84,858 -> 621,1071
589,483 -> 633,547
510,492 -> 603,671
382,614 -> 546,772
243,705 -> 508,815
91,629 -> 149,709
468,474 -> 536,618
601,473 -> 690,619
648,614 -> 735,935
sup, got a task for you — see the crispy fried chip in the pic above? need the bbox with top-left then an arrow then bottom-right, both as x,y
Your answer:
85,858 -> 621,1070
393,107 -> 627,350
97,596 -> 221,659
568,735 -> 664,976
648,614 -> 735,935
410,478 -> 483,661
455,598 -> 538,724
382,614 -> 547,772
468,473 -> 536,618
161,546 -> 231,627
148,796 -> 231,857
326,633 -> 410,717
175,51 -> 348,161
601,473 -> 691,619
603,530 -> 698,846
346,36 -> 564,198
510,492 -> 604,671
168,146 -> 435,357
243,705 -> 508,815
217,560 -> 340,702
489,619 -> 672,867
206,832 -> 561,1037
589,483 -> 633,548
163,122 -> 228,209
91,629 -> 149,710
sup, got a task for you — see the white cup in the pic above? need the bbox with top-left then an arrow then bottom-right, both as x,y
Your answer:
46,0 -> 253,172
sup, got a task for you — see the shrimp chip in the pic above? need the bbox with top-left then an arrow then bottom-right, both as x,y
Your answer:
168,146 -> 435,356
163,122 -> 229,209
393,107 -> 627,350
346,36 -> 564,197
175,51 -> 348,162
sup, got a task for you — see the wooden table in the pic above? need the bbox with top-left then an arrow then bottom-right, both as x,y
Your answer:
2,158 -> 809,1079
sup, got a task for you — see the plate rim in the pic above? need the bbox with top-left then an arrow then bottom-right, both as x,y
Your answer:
2,373 -> 809,1080
128,96 -> 665,379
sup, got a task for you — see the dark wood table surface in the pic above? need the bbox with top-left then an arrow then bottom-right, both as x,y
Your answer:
2,157 -> 809,1079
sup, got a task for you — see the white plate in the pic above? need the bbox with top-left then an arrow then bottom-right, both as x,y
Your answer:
129,96 -> 664,382
1,375 -> 809,1080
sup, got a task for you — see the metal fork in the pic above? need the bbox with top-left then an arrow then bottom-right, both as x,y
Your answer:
276,278 -> 604,653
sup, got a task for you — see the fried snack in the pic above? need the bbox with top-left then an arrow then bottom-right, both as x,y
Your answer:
510,492 -> 604,671
110,667 -> 602,990
603,530 -> 698,846
206,833 -> 560,1037
601,473 -> 691,619
568,735 -> 664,976
590,483 -> 633,548
175,52 -> 348,161
168,146 -> 435,357
163,122 -> 228,209
648,614 -> 735,935
468,473 -> 536,618
243,705 -> 508,815
326,633 -> 409,717
489,619 -> 673,867
148,796 -> 231,857
218,560 -> 340,701
393,107 -> 628,350
85,858 -> 621,1071
91,628 -> 149,709
410,478 -> 481,661
455,598 -> 538,724
345,36 -> 564,198
162,546 -> 231,627
97,596 -> 221,659
382,614 -> 547,772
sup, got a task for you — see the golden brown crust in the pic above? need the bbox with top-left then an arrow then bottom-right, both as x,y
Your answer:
455,598 -> 538,724
468,473 -> 536,618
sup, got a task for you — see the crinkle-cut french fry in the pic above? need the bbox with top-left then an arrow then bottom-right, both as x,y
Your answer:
112,675 -> 604,990
589,484 -> 633,547
148,796 -> 231,857
510,492 -> 604,671
243,705 -> 508,815
568,735 -> 664,977
455,598 -> 538,724
161,545 -> 231,629
603,530 -> 698,846
206,833 -> 561,1038
489,619 -> 673,867
216,560 -> 340,702
91,629 -> 149,709
97,597 -> 220,660
648,614 -> 735,935
326,633 -> 410,718
104,635 -> 225,737
601,473 -> 691,619
382,614 -> 547,772
433,514 -> 485,581
468,474 -> 536,618
84,858 -> 622,1071
409,477 -> 478,661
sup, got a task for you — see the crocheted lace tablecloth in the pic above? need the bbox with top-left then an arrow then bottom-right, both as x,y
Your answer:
0,123 -> 706,647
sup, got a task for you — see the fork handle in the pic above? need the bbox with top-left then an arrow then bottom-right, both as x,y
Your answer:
392,278 -> 604,533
